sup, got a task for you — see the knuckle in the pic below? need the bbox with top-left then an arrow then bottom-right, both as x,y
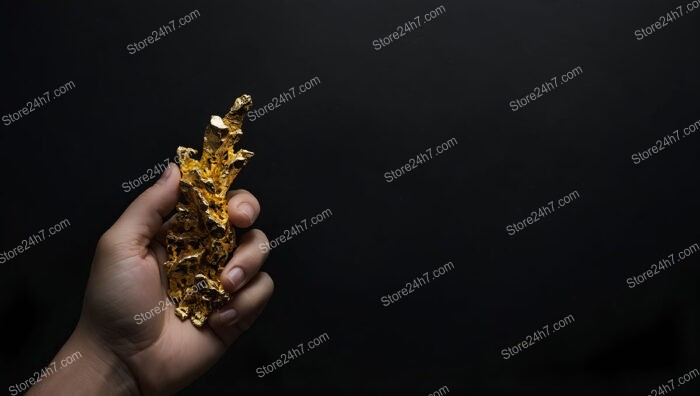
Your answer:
260,272 -> 274,294
249,228 -> 268,242
235,317 -> 255,333
96,229 -> 115,251
227,188 -> 252,201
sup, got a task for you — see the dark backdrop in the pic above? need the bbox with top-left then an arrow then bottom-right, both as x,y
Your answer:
1,1 -> 699,395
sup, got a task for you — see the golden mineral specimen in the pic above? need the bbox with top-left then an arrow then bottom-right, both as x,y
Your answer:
164,95 -> 254,327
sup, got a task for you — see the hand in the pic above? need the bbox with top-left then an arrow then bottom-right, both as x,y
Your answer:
29,164 -> 273,395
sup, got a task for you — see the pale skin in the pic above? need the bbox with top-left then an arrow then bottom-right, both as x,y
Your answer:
28,164 -> 273,395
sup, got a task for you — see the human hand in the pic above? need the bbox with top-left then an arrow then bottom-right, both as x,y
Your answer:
29,164 -> 273,395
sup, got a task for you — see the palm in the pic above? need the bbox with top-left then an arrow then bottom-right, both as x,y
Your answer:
74,169 -> 271,394
84,239 -> 228,393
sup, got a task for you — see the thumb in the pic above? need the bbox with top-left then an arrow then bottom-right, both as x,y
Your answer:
110,163 -> 181,251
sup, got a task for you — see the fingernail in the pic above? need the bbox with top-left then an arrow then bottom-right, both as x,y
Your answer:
238,203 -> 255,224
159,163 -> 174,182
218,307 -> 238,326
226,267 -> 245,291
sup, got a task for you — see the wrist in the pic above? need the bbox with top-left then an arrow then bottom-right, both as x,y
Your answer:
28,321 -> 140,396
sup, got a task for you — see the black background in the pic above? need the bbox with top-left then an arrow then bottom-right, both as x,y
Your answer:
1,1 -> 699,395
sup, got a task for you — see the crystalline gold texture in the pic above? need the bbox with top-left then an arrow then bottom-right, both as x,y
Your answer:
164,95 -> 254,327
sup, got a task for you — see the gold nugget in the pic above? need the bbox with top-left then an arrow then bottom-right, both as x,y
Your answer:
164,95 -> 254,327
